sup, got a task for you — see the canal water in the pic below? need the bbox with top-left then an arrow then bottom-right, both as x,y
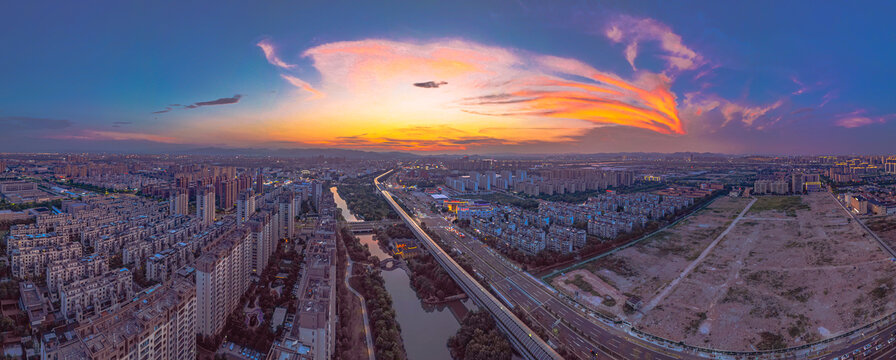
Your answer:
332,187 -> 464,360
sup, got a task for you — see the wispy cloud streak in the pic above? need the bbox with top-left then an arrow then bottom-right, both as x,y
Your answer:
153,95 -> 242,113
605,15 -> 703,73
257,39 -> 296,69
280,74 -> 325,100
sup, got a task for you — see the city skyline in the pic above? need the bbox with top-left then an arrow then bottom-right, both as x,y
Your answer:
2,1 -> 895,155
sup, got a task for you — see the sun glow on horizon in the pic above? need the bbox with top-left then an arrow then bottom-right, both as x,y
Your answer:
228,38 -> 688,151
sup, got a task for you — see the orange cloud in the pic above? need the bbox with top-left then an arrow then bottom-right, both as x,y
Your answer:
46,130 -> 179,143
302,125 -> 585,152
834,111 -> 893,128
250,38 -> 688,151
280,74 -> 325,100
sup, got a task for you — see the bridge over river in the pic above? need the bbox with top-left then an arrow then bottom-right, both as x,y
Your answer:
346,219 -> 402,233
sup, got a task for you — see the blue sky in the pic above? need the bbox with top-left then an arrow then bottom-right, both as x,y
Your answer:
1,1 -> 894,154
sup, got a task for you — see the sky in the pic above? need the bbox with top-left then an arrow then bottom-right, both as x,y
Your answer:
1,1 -> 895,155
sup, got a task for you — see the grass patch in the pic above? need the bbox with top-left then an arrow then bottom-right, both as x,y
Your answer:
685,312 -> 707,335
744,270 -> 785,289
750,196 -> 809,217
786,314 -> 811,339
780,286 -> 812,303
721,287 -> 751,304
755,331 -> 787,350
866,216 -> 896,233
458,192 -> 539,211
591,257 -> 636,277
870,277 -> 894,300
564,274 -> 600,296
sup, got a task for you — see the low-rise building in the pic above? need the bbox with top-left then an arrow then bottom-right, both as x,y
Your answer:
42,277 -> 196,360
60,268 -> 134,321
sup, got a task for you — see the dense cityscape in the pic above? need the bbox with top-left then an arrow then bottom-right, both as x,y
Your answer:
3,1 -> 896,359
0,154 -> 893,359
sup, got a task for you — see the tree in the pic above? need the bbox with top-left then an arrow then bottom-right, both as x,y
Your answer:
109,254 -> 124,269
448,310 -> 512,360
0,316 -> 14,332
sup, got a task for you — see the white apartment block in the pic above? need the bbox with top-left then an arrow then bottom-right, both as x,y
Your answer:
279,193 -> 296,240
46,254 -> 108,296
169,190 -> 188,215
196,184 -> 216,226
60,268 -> 135,321
247,211 -> 276,275
195,226 -> 252,337
10,242 -> 82,279
236,189 -> 256,225
42,277 -> 196,360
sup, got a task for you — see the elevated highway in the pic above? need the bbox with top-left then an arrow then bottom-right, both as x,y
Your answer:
374,170 -> 563,360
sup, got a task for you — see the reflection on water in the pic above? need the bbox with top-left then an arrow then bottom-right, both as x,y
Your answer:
332,186 -> 463,360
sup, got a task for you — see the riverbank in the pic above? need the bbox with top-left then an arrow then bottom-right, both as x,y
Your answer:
334,227 -> 374,360
338,227 -> 408,360
334,185 -> 463,360
374,224 -> 467,304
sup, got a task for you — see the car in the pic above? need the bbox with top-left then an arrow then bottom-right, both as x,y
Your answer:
864,343 -> 872,350
876,344 -> 884,351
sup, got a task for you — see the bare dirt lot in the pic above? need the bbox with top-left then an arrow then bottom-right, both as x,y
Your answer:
551,196 -> 751,318
556,193 -> 896,351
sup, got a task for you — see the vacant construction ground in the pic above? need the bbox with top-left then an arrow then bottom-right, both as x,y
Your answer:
864,215 -> 896,249
551,196 -> 751,318
634,193 -> 896,351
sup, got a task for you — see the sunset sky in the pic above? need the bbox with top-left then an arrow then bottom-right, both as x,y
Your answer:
2,1 -> 894,154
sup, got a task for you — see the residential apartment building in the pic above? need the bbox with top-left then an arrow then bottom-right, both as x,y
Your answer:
169,190 -> 188,215
42,276 -> 196,360
236,189 -> 256,225
196,184 -> 216,226
46,254 -> 109,297
60,268 -> 134,321
195,226 -> 252,337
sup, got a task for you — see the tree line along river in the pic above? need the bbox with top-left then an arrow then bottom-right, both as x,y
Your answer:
332,186 -> 469,360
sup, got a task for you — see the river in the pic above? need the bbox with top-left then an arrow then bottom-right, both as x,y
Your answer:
332,186 -> 464,360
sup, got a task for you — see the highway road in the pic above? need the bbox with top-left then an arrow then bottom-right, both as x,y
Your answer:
376,170 -> 896,360
413,206 -> 683,359
381,173 -> 685,360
